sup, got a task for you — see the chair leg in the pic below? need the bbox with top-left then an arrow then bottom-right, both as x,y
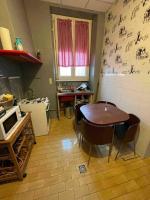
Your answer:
133,140 -> 136,156
81,134 -> 84,145
115,143 -> 123,160
108,144 -> 113,163
78,133 -> 81,147
79,134 -> 82,147
76,124 -> 79,134
87,145 -> 92,166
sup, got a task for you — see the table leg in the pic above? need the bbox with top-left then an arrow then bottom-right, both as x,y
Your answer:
57,95 -> 60,120
89,94 -> 94,103
74,95 -> 77,106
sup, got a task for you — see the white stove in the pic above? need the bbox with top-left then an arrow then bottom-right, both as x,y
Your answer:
21,97 -> 49,104
19,97 -> 50,136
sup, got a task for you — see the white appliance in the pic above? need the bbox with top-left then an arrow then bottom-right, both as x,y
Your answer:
0,27 -> 13,50
19,98 -> 50,136
0,106 -> 21,140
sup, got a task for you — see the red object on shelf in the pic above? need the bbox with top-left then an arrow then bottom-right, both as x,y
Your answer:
59,96 -> 75,102
0,50 -> 42,64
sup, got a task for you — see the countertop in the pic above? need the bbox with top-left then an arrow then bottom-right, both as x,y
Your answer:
57,90 -> 94,96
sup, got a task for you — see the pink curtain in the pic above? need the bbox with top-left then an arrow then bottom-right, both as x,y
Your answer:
57,19 -> 73,67
74,21 -> 89,66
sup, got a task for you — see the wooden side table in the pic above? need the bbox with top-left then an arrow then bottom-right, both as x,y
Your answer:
0,112 -> 36,183
57,91 -> 94,119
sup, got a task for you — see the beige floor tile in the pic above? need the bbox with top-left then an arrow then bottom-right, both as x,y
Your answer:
74,185 -> 90,199
135,175 -> 150,187
65,179 -> 79,190
34,182 -> 65,199
82,193 -> 100,200
1,191 -> 34,200
34,194 -> 58,200
98,180 -> 139,200
113,190 -> 143,200
34,187 -> 52,199
58,190 -> 75,200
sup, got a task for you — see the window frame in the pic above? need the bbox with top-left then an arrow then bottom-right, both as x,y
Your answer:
52,14 -> 92,81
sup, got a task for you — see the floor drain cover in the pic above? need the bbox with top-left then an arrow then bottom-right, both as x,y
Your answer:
79,164 -> 87,173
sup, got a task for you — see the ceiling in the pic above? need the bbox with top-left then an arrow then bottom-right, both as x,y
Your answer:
41,0 -> 116,12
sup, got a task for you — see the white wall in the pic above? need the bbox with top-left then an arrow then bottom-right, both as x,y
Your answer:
99,0 -> 150,157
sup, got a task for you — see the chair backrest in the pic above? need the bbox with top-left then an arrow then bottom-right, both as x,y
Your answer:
74,103 -> 86,124
96,101 -> 116,107
81,118 -> 114,145
123,114 -> 140,143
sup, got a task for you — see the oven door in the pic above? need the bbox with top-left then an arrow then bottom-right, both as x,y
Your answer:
2,112 -> 18,139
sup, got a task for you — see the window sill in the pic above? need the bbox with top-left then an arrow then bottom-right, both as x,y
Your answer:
56,79 -> 89,82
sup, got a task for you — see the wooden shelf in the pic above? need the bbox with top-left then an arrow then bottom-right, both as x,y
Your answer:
20,141 -> 33,175
14,135 -> 26,156
0,50 -> 42,64
0,113 -> 36,183
0,155 -> 10,160
0,172 -> 17,183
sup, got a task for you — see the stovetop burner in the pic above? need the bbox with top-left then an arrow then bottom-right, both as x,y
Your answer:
20,97 -> 49,104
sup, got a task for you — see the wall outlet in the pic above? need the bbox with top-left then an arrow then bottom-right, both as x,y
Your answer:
49,77 -> 52,85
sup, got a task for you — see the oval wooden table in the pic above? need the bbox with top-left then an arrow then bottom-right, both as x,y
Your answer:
80,103 -> 129,125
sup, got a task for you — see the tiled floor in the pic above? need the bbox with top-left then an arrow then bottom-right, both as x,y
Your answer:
0,117 -> 150,200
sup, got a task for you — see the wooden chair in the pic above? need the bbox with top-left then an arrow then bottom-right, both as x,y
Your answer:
81,118 -> 115,165
115,114 -> 140,160
96,101 -> 116,107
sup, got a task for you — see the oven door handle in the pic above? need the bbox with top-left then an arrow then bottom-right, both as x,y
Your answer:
46,103 -> 50,112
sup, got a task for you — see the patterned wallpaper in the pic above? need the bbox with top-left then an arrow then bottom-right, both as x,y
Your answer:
101,0 -> 150,75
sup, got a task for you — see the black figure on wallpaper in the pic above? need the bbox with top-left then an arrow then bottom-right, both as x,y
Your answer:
107,12 -> 116,22
115,55 -> 122,64
123,0 -> 131,6
129,65 -> 140,74
107,12 -> 113,22
125,41 -> 133,52
131,4 -> 140,20
103,59 -> 107,65
102,50 -> 106,56
129,65 -> 135,74
119,26 -> 127,37
144,7 -> 150,22
105,37 -> 113,46
118,15 -> 123,26
118,15 -> 126,26
104,28 -> 109,36
136,47 -> 149,59
114,43 -> 122,53
142,0 -> 149,7
135,32 -> 143,44
134,32 -> 149,44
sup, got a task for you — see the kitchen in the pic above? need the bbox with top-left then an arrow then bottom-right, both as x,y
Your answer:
0,0 -> 150,199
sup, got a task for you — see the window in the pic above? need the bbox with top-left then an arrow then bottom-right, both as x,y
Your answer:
53,15 -> 92,81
